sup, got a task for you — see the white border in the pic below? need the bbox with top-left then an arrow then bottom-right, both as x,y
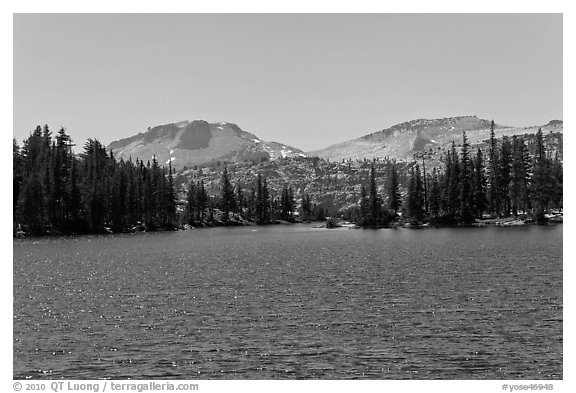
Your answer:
3,2 -> 572,392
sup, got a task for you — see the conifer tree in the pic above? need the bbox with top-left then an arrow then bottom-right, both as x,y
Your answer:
13,139 -> 23,221
459,131 -> 474,223
387,163 -> 401,216
550,149 -> 563,210
406,164 -> 425,223
255,174 -> 270,224
300,193 -> 312,221
471,148 -> 487,218
256,174 -> 264,224
359,185 -> 368,226
447,142 -> 460,217
235,184 -> 245,215
280,185 -> 291,221
262,177 -> 270,224
428,168 -> 441,219
531,127 -> 550,220
498,136 -> 512,216
509,136 -> 530,216
220,166 -> 235,223
288,186 -> 295,220
186,181 -> 197,225
487,120 -> 500,216
165,161 -> 177,227
368,166 -> 382,226
198,180 -> 208,223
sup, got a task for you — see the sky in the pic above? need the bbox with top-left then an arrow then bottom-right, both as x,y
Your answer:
13,13 -> 562,152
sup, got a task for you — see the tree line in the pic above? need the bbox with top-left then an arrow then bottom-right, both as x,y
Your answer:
13,125 -> 321,234
14,121 -> 562,234
183,168 -> 327,226
350,121 -> 562,227
14,126 -> 177,235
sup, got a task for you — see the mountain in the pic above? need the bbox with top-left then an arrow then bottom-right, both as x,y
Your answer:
307,116 -> 563,161
108,116 -> 563,170
107,120 -> 306,169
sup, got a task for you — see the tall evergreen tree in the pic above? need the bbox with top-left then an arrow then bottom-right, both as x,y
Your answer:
428,168 -> 441,219
487,119 -> 500,216
406,164 -> 425,223
550,149 -> 563,210
186,180 -> 198,225
280,185 -> 292,221
13,139 -> 23,221
471,148 -> 487,218
509,136 -> 530,216
359,185 -> 369,226
165,161 -> 177,227
387,163 -> 402,216
220,166 -> 235,223
198,180 -> 208,223
447,142 -> 460,217
300,192 -> 312,221
235,184 -> 245,214
255,174 -> 270,224
262,177 -> 270,224
498,136 -> 512,216
368,166 -> 382,226
531,127 -> 550,220
459,131 -> 474,223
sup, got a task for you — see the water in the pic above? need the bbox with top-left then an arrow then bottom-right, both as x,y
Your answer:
13,224 -> 562,379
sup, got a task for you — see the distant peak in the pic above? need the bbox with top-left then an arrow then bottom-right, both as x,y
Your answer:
546,120 -> 563,126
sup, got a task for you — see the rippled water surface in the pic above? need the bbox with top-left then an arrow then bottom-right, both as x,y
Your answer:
13,224 -> 562,379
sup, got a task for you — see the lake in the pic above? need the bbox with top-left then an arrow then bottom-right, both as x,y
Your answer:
13,224 -> 563,379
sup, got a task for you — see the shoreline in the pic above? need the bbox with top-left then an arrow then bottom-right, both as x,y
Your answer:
13,212 -> 563,239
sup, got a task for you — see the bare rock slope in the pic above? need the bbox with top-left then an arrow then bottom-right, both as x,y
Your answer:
108,120 -> 305,169
308,116 -> 563,161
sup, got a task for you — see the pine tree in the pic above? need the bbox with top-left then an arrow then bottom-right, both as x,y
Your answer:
220,166 -> 235,223
68,158 -> 82,230
186,181 -> 197,225
262,177 -> 270,224
550,149 -> 563,210
18,173 -> 45,233
447,142 -> 460,217
280,185 -> 291,221
509,136 -> 530,216
387,163 -> 401,216
459,131 -> 474,223
288,186 -> 295,220
256,174 -> 264,224
300,193 -> 312,221
359,185 -> 368,226
198,180 -> 208,223
235,184 -> 245,215
487,120 -> 500,216
471,148 -> 487,218
255,174 -> 270,224
406,164 -> 425,223
247,187 -> 256,221
368,166 -> 382,226
498,136 -> 512,216
428,167 -> 441,219
165,161 -> 177,227
13,139 -> 23,222
531,127 -> 549,221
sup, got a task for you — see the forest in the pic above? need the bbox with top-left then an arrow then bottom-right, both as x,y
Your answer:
347,122 -> 562,227
13,121 -> 562,235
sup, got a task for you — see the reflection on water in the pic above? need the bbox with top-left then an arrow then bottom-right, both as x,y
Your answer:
13,224 -> 562,379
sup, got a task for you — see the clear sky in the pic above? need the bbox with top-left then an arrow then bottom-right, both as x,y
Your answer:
13,13 -> 562,151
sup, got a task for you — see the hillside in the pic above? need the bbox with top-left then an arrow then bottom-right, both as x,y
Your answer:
108,120 -> 306,169
174,129 -> 563,218
308,116 -> 563,162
